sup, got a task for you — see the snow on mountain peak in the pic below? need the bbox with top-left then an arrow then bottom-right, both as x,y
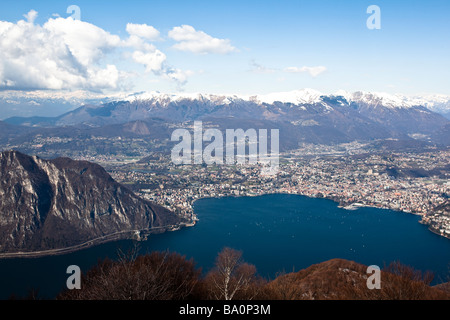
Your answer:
332,90 -> 437,109
252,88 -> 323,105
2,89 -> 449,120
122,89 -> 450,113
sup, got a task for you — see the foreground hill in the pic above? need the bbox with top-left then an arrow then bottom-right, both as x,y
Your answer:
57,249 -> 450,300
266,258 -> 450,300
0,151 -> 187,255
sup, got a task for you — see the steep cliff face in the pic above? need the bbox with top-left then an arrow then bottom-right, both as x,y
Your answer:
0,151 -> 184,254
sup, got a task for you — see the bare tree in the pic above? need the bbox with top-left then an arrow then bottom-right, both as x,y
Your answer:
340,260 -> 441,300
205,247 -> 258,300
380,260 -> 435,300
266,271 -> 306,300
57,250 -> 200,300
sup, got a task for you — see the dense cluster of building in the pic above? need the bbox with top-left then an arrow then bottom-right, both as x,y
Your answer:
109,147 -> 450,240
5,134 -> 449,239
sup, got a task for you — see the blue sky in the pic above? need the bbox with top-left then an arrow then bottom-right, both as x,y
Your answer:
0,0 -> 449,96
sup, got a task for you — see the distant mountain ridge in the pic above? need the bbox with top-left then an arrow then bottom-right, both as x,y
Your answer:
0,150 -> 187,255
18,89 -> 450,125
2,88 -> 450,120
111,89 -> 450,112
2,89 -> 449,149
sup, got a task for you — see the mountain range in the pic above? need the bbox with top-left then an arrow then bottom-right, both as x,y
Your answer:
2,88 -> 450,119
0,150 -> 187,255
1,89 -> 448,152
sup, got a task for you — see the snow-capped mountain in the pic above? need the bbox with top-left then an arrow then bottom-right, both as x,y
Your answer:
409,94 -> 450,119
2,88 -> 450,120
334,90 -> 416,109
252,88 -> 323,105
333,90 -> 450,114
1,88 -> 448,148
2,89 -> 450,139
124,91 -> 240,107
123,89 -> 450,114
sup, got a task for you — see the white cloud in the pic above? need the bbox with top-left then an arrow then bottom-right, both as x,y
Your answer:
127,36 -> 192,87
88,64 -> 120,90
23,9 -> 38,24
0,12 -> 122,91
284,66 -> 327,77
44,17 -> 122,66
168,25 -> 237,54
162,68 -> 194,85
0,11 -> 194,91
126,23 -> 160,41
132,48 -> 166,73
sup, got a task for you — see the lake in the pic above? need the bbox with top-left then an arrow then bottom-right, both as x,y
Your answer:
1,194 -> 449,299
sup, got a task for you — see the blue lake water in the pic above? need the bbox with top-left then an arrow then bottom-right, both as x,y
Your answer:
1,194 -> 449,299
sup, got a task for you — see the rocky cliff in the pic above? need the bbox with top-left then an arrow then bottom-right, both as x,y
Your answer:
0,150 -> 186,255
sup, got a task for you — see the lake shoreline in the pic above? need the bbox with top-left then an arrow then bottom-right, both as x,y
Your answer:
193,191 -> 449,240
1,192 -> 447,260
1,193 -> 450,300
0,223 -> 193,260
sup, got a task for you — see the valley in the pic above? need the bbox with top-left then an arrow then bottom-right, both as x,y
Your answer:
1,90 -> 449,252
